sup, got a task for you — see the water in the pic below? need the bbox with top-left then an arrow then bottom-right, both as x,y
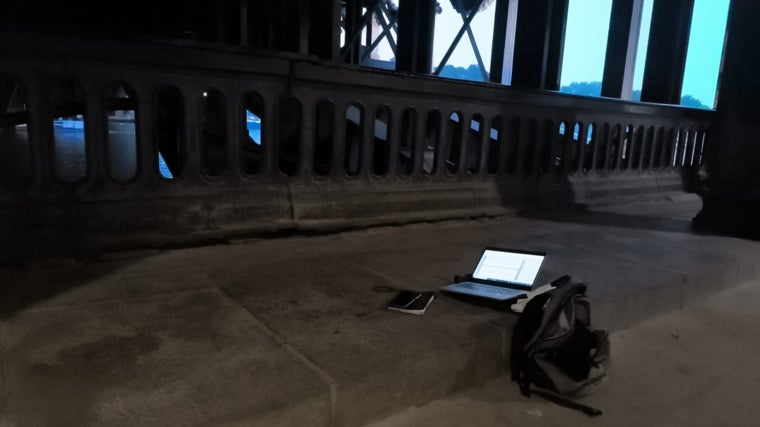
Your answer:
246,120 -> 261,144
54,127 -> 87,182
108,121 -> 138,181
13,117 -> 262,183
54,120 -> 175,181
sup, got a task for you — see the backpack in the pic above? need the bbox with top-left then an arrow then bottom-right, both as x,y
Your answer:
509,279 -> 610,416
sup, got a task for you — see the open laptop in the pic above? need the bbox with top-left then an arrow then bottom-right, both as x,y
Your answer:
440,247 -> 547,301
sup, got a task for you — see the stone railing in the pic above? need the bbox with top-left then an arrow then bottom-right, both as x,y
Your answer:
0,33 -> 713,261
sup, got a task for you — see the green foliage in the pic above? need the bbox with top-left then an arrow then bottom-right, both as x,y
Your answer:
437,64 -> 484,82
680,94 -> 711,109
429,73 -> 713,110
560,81 -> 602,97
560,81 -> 711,109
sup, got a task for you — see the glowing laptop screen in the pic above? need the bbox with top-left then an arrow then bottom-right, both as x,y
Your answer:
471,249 -> 546,287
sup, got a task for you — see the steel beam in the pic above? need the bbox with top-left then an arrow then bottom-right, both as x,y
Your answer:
396,0 -> 437,74
511,0 -> 567,90
601,0 -> 644,99
489,0 -> 514,83
544,0 -> 568,91
309,0 -> 341,60
640,0 -> 695,104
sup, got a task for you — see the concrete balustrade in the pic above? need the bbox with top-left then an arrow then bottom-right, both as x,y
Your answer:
0,33 -> 713,262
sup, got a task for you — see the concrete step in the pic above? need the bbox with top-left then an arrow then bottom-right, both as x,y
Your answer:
2,196 -> 759,427
364,279 -> 760,427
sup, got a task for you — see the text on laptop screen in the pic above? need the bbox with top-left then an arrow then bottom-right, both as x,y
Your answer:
472,250 -> 545,286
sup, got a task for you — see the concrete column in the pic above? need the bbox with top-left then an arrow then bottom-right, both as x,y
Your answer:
692,0 -> 760,238
239,0 -> 248,46
309,0 -> 341,61
343,0 -> 364,64
489,0 -> 519,84
601,0 -> 644,99
640,0 -> 694,104
84,81 -> 107,186
511,0 -> 567,90
26,80 -> 50,188
544,0 -> 568,91
396,0 -> 436,74
246,0 -> 301,52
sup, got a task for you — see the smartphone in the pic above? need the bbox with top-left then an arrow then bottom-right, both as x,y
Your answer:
388,291 -> 422,309
387,291 -> 435,315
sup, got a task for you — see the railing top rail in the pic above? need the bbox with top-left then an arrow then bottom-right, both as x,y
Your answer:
0,30 -> 297,77
0,31 -> 714,124
290,62 -> 714,121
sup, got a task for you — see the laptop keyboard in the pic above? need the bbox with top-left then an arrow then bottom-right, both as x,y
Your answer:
459,282 -> 523,297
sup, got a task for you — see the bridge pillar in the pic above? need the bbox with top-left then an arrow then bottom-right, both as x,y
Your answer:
308,0 -> 341,60
693,0 -> 760,238
396,0 -> 437,74
601,0 -> 644,99
510,0 -> 568,90
640,0 -> 694,104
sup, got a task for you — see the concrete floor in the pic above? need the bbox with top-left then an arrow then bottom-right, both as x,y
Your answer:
2,194 -> 759,426
366,278 -> 760,427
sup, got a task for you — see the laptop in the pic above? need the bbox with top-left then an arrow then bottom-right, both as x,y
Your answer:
440,247 -> 547,301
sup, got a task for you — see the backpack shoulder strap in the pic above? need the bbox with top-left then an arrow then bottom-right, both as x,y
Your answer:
523,282 -> 587,351
531,389 -> 603,417
510,292 -> 552,395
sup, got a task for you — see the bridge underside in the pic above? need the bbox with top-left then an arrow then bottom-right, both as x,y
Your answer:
6,3 -> 760,426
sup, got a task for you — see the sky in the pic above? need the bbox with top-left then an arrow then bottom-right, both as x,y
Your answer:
368,0 -> 730,108
432,0 -> 496,73
559,0 -> 613,88
681,0 -> 731,107
559,0 -> 729,107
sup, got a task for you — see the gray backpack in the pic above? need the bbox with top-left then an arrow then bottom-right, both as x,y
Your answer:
510,279 -> 610,416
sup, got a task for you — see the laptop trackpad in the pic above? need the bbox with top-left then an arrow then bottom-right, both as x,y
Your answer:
443,282 -> 526,301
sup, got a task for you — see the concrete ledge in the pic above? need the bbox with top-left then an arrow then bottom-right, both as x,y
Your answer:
1,289 -> 331,427
1,172 -> 686,263
213,256 -> 509,427
2,197 -> 759,426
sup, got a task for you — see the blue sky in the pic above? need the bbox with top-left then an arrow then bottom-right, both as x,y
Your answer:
559,0 -> 730,107
433,0 -> 496,72
681,0 -> 731,107
429,0 -> 730,108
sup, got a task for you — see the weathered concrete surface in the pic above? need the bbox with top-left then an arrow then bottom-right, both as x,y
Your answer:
215,256 -> 507,427
0,30 -> 713,264
1,289 -> 330,427
366,278 -> 760,427
2,195 -> 760,426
